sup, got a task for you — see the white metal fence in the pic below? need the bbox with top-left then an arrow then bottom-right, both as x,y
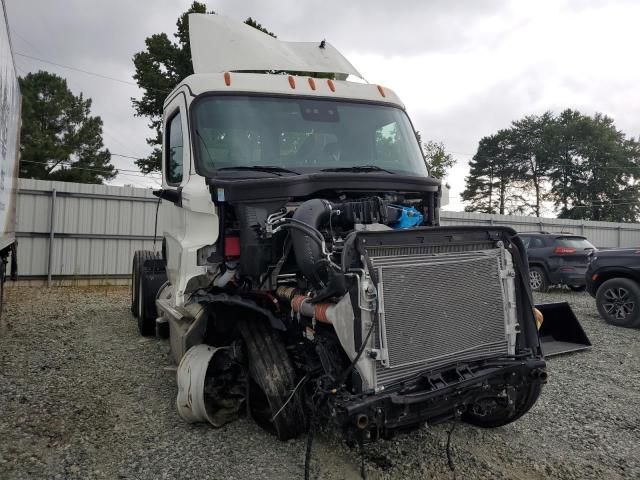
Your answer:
14,179 -> 640,282
16,179 -> 161,283
440,210 -> 640,248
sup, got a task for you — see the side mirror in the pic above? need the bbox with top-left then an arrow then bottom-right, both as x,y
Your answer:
153,188 -> 182,205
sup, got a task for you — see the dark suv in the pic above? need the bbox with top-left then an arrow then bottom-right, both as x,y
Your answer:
586,249 -> 640,328
519,232 -> 596,292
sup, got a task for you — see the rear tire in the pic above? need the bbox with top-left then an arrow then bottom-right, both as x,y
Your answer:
238,319 -> 307,440
463,382 -> 542,428
529,267 -> 549,293
134,250 -> 160,336
596,278 -> 640,328
131,254 -> 139,317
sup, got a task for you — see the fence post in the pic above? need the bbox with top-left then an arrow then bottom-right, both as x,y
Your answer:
618,226 -> 622,247
47,189 -> 57,287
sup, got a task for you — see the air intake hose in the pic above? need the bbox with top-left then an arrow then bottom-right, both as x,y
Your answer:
290,199 -> 333,288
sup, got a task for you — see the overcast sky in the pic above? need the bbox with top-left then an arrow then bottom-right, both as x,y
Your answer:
6,0 -> 640,211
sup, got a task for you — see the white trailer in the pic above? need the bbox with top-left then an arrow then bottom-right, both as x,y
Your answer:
0,0 -> 20,291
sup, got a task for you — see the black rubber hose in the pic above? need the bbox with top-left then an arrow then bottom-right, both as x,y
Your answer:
290,199 -> 333,288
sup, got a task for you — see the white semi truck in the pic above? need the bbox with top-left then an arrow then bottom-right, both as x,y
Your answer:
0,0 -> 20,297
132,14 -> 547,442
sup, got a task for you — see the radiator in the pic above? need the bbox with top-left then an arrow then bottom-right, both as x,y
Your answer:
370,247 -> 516,388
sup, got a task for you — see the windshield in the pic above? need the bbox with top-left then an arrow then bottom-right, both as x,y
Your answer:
191,95 -> 428,177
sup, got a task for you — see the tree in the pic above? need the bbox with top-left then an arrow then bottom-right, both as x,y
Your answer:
510,112 -> 555,217
461,130 -> 525,214
131,2 -> 277,173
462,109 -> 640,221
550,111 -> 640,222
547,109 -> 584,214
19,71 -> 115,183
422,140 -> 456,179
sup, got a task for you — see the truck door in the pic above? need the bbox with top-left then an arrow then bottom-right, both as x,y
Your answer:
160,92 -> 218,306
161,94 -> 190,291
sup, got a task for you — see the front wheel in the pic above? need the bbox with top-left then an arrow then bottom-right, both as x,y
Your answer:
238,319 -> 307,440
596,278 -> 640,328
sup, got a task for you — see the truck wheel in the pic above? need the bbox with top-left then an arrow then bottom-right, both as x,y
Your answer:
596,278 -> 640,328
529,267 -> 548,293
131,254 -> 140,317
238,319 -> 307,440
463,382 -> 542,428
134,250 -> 160,336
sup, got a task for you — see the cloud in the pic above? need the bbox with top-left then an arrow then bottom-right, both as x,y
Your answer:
5,0 -> 640,201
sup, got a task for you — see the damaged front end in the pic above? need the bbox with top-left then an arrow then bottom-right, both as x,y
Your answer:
313,226 -> 547,438
168,175 -> 546,441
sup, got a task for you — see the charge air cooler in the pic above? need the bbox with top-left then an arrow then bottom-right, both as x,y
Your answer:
368,245 -> 518,388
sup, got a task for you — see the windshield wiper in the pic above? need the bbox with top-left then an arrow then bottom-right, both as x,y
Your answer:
320,165 -> 395,174
216,165 -> 300,176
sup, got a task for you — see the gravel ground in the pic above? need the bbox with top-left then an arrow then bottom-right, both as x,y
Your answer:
0,286 -> 639,480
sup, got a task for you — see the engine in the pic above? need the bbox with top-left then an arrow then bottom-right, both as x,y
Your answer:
200,194 -> 519,392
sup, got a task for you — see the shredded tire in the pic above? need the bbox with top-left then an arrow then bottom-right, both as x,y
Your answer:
238,319 -> 307,440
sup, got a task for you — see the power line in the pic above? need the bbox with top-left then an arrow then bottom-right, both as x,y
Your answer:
10,26 -> 47,59
14,51 -> 172,95
25,157 -> 159,176
16,51 -> 138,87
453,153 -> 640,172
109,151 -> 161,168
20,159 -> 160,180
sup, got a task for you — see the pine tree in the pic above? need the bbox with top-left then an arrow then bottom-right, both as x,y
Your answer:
132,3 -> 280,173
19,71 -> 115,183
462,130 -> 524,214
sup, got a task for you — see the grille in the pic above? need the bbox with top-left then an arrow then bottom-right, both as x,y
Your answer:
371,248 -> 510,387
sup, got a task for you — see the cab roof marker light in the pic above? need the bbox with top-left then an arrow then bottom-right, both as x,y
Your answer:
377,85 -> 386,97
308,78 -> 316,90
327,79 -> 336,92
288,75 -> 296,89
223,72 -> 231,86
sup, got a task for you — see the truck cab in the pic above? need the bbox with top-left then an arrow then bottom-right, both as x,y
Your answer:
131,14 -> 546,442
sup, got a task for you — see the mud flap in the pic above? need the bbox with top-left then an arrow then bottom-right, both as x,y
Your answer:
535,302 -> 592,356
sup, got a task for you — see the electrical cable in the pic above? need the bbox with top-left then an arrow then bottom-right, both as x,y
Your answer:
152,194 -> 162,251
14,51 -> 172,94
275,218 -> 325,244
446,422 -> 458,475
19,159 -> 160,179
272,223 -> 325,249
359,430 -> 367,480
304,411 -> 318,480
270,374 -> 308,422
451,150 -> 640,172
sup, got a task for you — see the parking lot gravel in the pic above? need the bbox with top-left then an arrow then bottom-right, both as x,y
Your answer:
1,286 -> 639,479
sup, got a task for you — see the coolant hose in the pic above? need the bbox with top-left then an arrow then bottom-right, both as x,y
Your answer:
290,199 -> 333,288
